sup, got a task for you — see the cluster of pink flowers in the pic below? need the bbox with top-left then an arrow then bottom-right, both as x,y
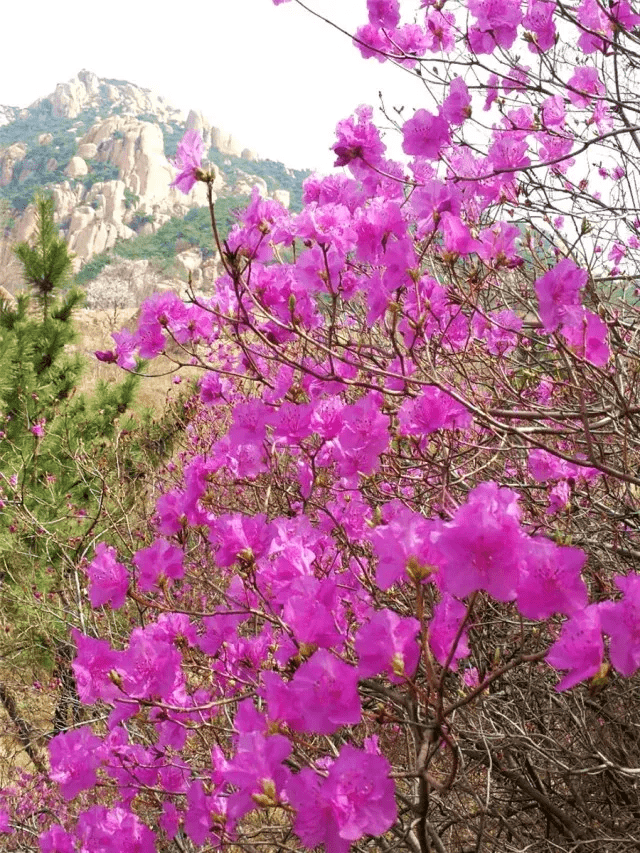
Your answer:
6,0 -> 640,851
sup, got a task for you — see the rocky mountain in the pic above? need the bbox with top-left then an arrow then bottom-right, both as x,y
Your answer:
0,70 -> 310,296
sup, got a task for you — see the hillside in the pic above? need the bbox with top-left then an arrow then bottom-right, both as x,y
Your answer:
0,69 -> 311,296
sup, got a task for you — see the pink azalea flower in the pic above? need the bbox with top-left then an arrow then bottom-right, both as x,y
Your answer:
263,650 -> 361,734
517,538 -> 588,619
369,500 -> 440,589
561,309 -> 610,367
567,67 -> 604,108
483,310 -> 522,355
49,727 -> 103,800
463,666 -> 480,688
402,109 -> 450,159
424,9 -> 456,53
287,744 -> 396,853
542,94 -> 566,128
333,105 -> 386,170
208,512 -> 272,568
611,0 -> 640,28
484,73 -> 500,111
354,24 -> 395,62
468,0 -> 522,52
86,542 -> 128,609
535,258 -> 587,332
477,222 -> 521,265
225,730 -> 292,819
282,576 -> 341,649
440,212 -> 480,254
71,630 -> 126,705
133,539 -> 184,591
391,23 -> 429,67
39,825 -> 75,853
397,386 -> 471,436
488,133 -> 531,172
502,65 -> 530,94
429,594 -> 471,669
437,481 -> 524,601
159,803 -> 180,840
367,0 -> 401,29
185,780 -> 215,846
600,574 -> 640,676
76,806 -> 156,853
528,448 -> 571,481
170,130 -> 204,194
334,391 -> 390,478
547,605 -> 604,690
122,626 -> 184,701
356,608 -> 421,681
523,0 -> 556,51
546,480 -> 571,514
576,0 -> 611,53
111,328 -> 138,370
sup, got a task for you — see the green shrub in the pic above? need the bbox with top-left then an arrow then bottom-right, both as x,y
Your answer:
80,161 -> 119,190
129,212 -> 155,231
123,187 -> 139,210
75,254 -> 112,285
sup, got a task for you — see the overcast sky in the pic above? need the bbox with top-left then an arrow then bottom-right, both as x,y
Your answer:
1,1 -> 423,171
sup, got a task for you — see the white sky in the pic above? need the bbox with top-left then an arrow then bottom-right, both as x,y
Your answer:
1,1 -> 425,171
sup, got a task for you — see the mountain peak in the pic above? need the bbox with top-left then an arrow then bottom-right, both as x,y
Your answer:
0,70 -> 311,293
43,70 -> 183,124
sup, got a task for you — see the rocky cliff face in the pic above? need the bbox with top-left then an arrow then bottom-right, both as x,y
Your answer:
0,106 -> 18,128
47,70 -> 180,123
0,71 -> 307,293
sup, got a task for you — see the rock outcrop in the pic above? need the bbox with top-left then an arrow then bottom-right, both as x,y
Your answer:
0,106 -> 19,128
64,156 -> 88,178
211,127 -> 244,158
47,70 -> 183,125
0,144 -> 26,187
0,70 -> 309,292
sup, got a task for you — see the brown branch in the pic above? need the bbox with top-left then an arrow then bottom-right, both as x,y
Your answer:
0,682 -> 46,774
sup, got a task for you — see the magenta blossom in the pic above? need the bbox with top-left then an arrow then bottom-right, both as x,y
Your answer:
561,309 -> 610,366
333,105 -> 386,170
171,130 -> 204,194
86,542 -> 128,609
263,649 -> 361,734
547,605 -> 604,690
429,594 -> 471,669
49,727 -> 103,800
535,258 -> 587,332
437,481 -> 525,601
367,0 -> 400,28
356,608 -> 420,681
133,539 -> 184,591
287,744 -> 396,853
369,501 -> 440,589
402,109 -> 450,159
517,538 -> 587,620
39,826 -> 75,853
600,574 -> 640,676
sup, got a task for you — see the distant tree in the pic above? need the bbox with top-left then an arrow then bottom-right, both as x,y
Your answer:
13,194 -> 73,320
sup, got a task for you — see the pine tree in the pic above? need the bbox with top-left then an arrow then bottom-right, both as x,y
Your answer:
13,195 -> 73,321
0,195 -> 143,727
